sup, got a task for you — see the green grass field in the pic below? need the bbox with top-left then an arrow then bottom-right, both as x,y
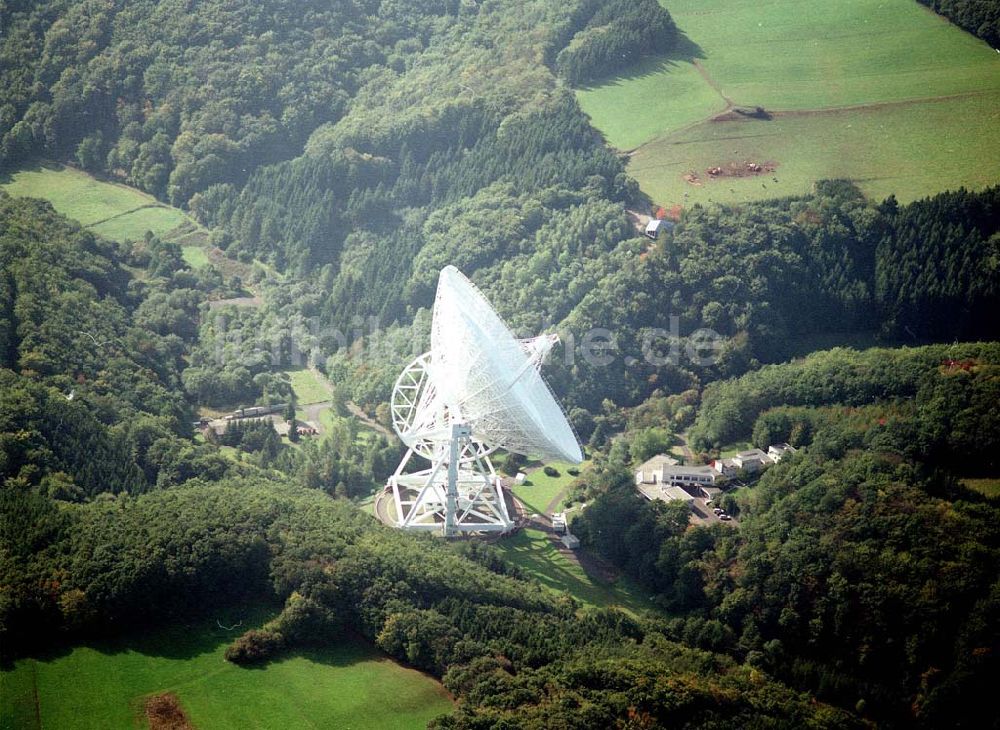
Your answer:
629,90 -> 1000,206
718,441 -> 753,458
181,244 -> 211,269
0,606 -> 452,730
510,461 -> 582,515
90,205 -> 189,241
285,368 -> 333,405
576,0 -> 1000,205
579,54 -> 725,151
962,478 -> 1000,498
1,163 -> 191,240
494,528 -> 653,614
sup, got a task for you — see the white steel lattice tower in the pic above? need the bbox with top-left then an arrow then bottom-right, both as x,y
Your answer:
386,266 -> 582,536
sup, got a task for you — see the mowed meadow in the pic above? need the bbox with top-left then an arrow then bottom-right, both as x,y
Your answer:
0,607 -> 453,730
0,162 -> 214,267
577,0 -> 1000,206
1,163 -> 189,239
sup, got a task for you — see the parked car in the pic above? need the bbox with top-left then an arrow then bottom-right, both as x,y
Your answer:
713,507 -> 723,515
719,513 -> 732,521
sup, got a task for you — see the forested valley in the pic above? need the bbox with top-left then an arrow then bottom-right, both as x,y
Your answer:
1,0 -> 999,728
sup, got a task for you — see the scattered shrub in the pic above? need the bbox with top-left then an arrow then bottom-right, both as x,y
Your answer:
268,592 -> 338,645
224,628 -> 285,664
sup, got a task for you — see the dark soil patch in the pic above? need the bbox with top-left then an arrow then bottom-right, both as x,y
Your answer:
682,160 -> 778,187
704,160 -> 778,179
145,693 -> 195,730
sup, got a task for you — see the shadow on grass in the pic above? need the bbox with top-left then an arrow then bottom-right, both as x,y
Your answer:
0,158 -> 64,186
575,32 -> 707,91
497,529 -> 654,614
2,602 -> 404,682
1,601 -> 283,670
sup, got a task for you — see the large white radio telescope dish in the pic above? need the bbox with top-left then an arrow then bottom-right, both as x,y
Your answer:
383,265 -> 582,535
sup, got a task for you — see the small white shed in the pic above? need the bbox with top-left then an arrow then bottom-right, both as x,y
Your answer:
645,219 -> 673,239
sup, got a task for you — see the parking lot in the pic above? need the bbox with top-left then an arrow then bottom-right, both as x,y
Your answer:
690,497 -> 738,526
635,479 -> 742,527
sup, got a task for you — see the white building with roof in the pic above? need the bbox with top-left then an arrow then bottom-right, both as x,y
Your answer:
659,485 -> 695,504
712,458 -> 739,477
645,219 -> 672,239
700,485 -> 723,501
635,454 -> 681,485
660,464 -> 717,486
768,443 -> 796,461
733,448 -> 769,473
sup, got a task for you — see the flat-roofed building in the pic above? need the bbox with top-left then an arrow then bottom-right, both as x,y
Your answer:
768,443 -> 796,461
700,485 -> 723,501
661,464 -> 717,486
659,485 -> 696,504
733,448 -> 769,473
634,454 -> 681,485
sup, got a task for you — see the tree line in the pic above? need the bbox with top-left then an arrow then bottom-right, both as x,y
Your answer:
6,1 -> 998,429
918,0 -> 1000,47
0,475 -> 860,728
688,341 -> 1000,450
555,0 -> 679,85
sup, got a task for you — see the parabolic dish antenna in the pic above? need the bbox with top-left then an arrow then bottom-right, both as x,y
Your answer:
385,265 -> 582,535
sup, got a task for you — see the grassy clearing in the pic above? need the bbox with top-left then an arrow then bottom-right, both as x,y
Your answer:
630,90 -> 1000,206
494,528 -> 653,614
284,368 -> 332,405
355,490 -> 379,516
181,244 -> 211,269
0,163 -> 191,240
577,0 -> 1000,205
962,478 -> 1000,498
89,205 -> 189,241
580,0 -> 1000,148
0,606 -> 452,730
674,0 -> 1000,112
510,461 -> 582,515
579,54 -> 725,151
719,441 -> 753,458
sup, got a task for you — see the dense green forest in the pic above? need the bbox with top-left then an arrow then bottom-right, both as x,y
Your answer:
314,183 -> 1000,418
553,0 -> 678,85
0,192 -> 237,496
2,0 -> 1000,727
0,186 -> 857,727
688,341 -> 1000,451
4,1 -> 998,420
573,347 -> 1000,725
1,478 -> 861,728
5,190 -> 998,726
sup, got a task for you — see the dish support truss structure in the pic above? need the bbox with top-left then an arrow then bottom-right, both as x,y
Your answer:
387,338 -> 555,535
384,265 -> 581,536
388,422 -> 511,535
